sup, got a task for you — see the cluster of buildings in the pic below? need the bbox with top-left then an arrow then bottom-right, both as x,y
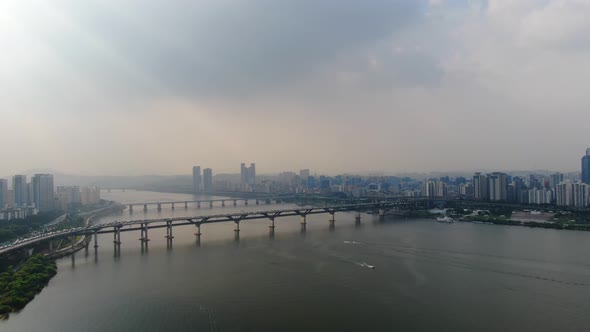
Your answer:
192,163 -> 257,193
453,149 -> 590,208
0,174 -> 100,220
185,148 -> 590,210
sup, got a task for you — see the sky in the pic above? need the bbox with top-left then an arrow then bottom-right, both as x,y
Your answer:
1,0 -> 589,176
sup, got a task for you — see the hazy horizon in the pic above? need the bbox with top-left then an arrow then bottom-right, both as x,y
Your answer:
0,167 -> 582,180
2,0 -> 590,176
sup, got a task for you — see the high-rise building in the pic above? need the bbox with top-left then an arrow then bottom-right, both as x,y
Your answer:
81,186 -> 101,205
488,172 -> 508,201
527,188 -> 553,205
299,169 -> 310,180
192,166 -> 202,194
550,173 -> 564,189
56,186 -> 82,210
582,148 -> 590,184
573,182 -> 589,208
0,179 -> 7,209
27,182 -> 34,206
459,183 -> 473,197
473,172 -> 488,200
32,174 -> 55,212
203,168 -> 213,192
421,180 -> 447,198
556,182 -> 574,207
12,175 -> 27,207
240,163 -> 256,190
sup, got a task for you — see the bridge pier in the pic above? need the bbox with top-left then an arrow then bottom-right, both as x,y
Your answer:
300,215 -> 307,233
184,201 -> 188,209
300,215 -> 307,225
222,200 -> 226,207
157,203 -> 162,211
194,223 -> 202,237
140,223 -> 150,243
256,199 -> 259,205
144,204 -> 148,212
113,226 -> 121,245
379,209 -> 385,217
129,205 -> 133,213
355,212 -> 361,225
197,201 -> 201,209
268,217 -> 275,229
209,201 -> 213,208
329,212 -> 335,226
93,231 -> 99,249
233,200 -> 237,206
234,220 -> 240,232
244,199 -> 248,206
165,220 -> 174,239
171,203 -> 175,210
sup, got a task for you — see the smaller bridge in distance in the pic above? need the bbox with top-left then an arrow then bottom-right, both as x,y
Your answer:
123,196 -> 297,212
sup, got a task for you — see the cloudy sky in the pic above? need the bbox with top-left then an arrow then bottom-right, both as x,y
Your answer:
1,0 -> 589,176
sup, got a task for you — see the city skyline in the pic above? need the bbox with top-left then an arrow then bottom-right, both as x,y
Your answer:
2,1 -> 590,175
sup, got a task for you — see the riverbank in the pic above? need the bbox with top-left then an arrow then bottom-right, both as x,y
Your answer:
0,255 -> 57,320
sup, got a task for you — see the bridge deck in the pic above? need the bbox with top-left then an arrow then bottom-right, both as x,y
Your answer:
0,199 -> 430,255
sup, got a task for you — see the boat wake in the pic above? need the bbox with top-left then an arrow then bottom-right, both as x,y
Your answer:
355,262 -> 376,270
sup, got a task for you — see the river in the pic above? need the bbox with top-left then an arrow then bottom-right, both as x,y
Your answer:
2,190 -> 590,331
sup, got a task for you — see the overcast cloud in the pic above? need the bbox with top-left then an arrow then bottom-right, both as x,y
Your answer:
1,0 -> 589,176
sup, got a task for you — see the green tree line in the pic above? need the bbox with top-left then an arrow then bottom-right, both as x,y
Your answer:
0,255 -> 57,317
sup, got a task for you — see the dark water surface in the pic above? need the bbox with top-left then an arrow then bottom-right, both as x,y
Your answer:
2,191 -> 590,331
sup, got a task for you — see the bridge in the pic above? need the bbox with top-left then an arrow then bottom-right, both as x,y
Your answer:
123,196 -> 297,212
0,198 -> 430,256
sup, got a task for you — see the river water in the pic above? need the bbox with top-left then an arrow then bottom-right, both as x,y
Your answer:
2,190 -> 590,331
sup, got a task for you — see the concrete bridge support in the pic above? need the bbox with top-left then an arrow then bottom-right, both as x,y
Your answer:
355,212 -> 361,225
209,201 -> 213,208
256,199 -> 259,205
171,203 -> 175,210
157,203 -> 162,211
93,231 -> 99,249
300,216 -> 307,233
197,201 -> 201,209
222,200 -> 226,207
113,226 -> 121,245
194,223 -> 202,237
269,217 -> 275,229
184,202 -> 188,209
140,223 -> 150,243
165,221 -> 174,239
144,204 -> 148,212
244,199 -> 248,206
233,200 -> 237,206
329,212 -> 335,226
234,220 -> 240,232
129,205 -> 133,213
379,209 -> 385,218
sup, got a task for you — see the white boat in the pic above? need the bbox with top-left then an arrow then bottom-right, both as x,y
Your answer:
356,262 -> 376,269
436,216 -> 455,223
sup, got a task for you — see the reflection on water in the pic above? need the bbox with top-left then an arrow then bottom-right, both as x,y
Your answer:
2,191 -> 590,332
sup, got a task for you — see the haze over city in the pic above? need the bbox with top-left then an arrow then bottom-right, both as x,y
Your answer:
2,0 -> 590,176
